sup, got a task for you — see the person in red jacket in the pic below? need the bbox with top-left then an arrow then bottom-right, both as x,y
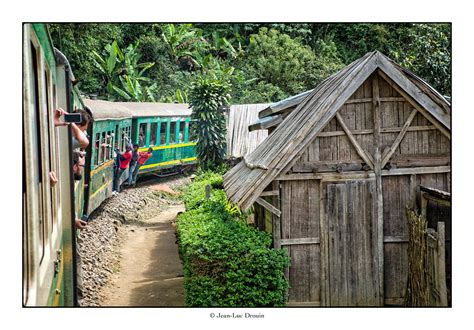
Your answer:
130,147 -> 153,186
113,144 -> 133,194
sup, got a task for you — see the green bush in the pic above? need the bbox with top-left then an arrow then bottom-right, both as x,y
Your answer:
177,173 -> 290,307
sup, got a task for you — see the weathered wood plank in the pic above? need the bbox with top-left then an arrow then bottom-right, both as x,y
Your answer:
292,161 -> 366,173
320,181 -> 329,306
372,73 -> 385,305
259,190 -> 279,197
256,197 -> 281,217
383,235 -> 409,243
388,155 -> 450,168
336,112 -> 374,169
278,166 -> 450,181
281,237 -> 320,245
381,109 -> 418,167
318,126 -> 437,138
437,222 -> 448,307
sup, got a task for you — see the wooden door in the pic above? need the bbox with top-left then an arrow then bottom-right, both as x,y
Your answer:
280,180 -> 321,306
322,179 -> 382,306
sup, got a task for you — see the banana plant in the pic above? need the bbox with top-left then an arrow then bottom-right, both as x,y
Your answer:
91,40 -> 124,98
92,40 -> 157,102
161,23 -> 208,70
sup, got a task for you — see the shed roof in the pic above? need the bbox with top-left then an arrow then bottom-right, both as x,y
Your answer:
224,51 -> 451,211
83,99 -> 191,121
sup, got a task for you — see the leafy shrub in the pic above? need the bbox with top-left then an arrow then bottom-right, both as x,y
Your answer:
177,173 -> 290,307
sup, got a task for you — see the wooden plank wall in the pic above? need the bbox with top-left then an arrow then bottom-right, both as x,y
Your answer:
226,104 -> 269,159
280,180 -> 320,304
275,72 -> 450,306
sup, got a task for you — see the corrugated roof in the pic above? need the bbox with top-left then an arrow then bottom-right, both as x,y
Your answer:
224,51 -> 451,211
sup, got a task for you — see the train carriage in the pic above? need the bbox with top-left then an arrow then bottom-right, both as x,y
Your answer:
23,23 -> 79,306
83,100 -> 132,213
128,102 -> 196,173
82,99 -> 196,215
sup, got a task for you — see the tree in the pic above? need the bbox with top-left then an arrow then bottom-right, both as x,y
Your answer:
91,40 -> 124,98
91,40 -> 157,101
389,24 -> 451,97
112,41 -> 158,102
189,77 -> 231,169
236,28 -> 344,102
161,24 -> 208,71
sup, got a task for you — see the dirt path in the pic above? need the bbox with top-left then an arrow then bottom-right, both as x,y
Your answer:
101,204 -> 185,306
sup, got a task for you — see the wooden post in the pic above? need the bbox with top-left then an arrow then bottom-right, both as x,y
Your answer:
437,222 -> 448,306
205,184 -> 211,199
372,72 -> 384,305
320,181 -> 329,306
272,181 -> 281,250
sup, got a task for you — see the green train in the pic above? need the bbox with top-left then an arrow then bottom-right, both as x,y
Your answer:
23,23 -> 196,306
23,23 -> 84,306
82,100 -> 196,215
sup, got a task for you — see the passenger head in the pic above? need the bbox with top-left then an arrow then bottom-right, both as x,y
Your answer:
72,151 -> 84,181
133,144 -> 139,151
126,144 -> 132,152
148,147 -> 153,153
75,109 -> 93,131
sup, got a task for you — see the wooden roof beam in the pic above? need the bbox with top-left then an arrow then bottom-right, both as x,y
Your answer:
335,112 -> 375,170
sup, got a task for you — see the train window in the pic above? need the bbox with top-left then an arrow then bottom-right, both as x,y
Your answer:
121,128 -> 125,151
31,41 -> 45,261
94,132 -> 100,166
139,123 -> 147,147
114,124 -> 119,152
178,122 -> 185,143
100,132 -> 106,163
105,131 -> 112,160
45,70 -> 55,233
149,123 -> 158,146
169,122 -> 176,144
160,122 -> 167,145
188,121 -> 196,141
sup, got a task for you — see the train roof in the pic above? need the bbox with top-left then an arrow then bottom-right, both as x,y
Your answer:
83,99 -> 192,121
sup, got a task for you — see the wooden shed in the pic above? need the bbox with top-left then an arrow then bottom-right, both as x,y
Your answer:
224,51 -> 451,306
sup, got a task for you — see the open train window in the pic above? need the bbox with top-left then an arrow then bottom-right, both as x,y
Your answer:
96,132 -> 101,165
101,132 -> 106,163
94,132 -> 100,166
188,121 -> 196,142
160,122 -> 167,145
178,121 -> 185,143
169,121 -> 176,144
105,131 -> 112,160
139,123 -> 147,147
31,41 -> 45,262
44,69 -> 55,233
149,123 -> 157,146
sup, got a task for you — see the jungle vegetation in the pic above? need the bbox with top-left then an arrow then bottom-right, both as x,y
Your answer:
49,23 -> 451,104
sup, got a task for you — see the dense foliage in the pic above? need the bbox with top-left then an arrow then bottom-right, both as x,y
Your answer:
48,23 -> 451,102
189,77 -> 230,169
177,171 -> 290,307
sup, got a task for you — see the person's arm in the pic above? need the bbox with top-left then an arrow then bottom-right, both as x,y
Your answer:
49,171 -> 58,187
75,219 -> 87,230
71,123 -> 89,149
54,108 -> 71,127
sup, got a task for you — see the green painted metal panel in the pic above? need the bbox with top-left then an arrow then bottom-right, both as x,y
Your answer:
31,24 -> 56,81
